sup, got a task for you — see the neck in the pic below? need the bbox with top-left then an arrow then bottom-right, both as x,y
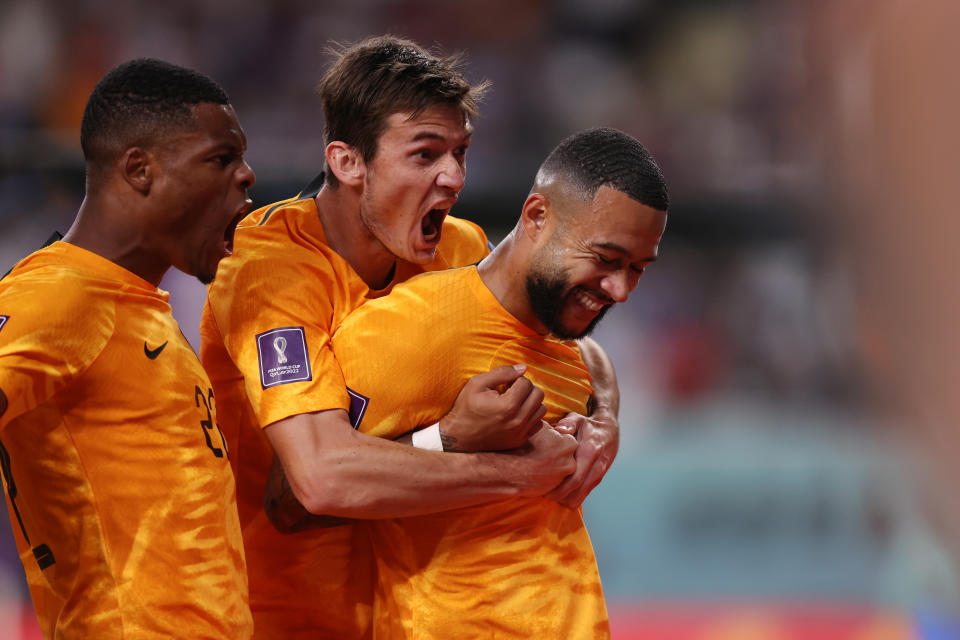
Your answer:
314,186 -> 397,290
63,195 -> 169,286
476,228 -> 547,334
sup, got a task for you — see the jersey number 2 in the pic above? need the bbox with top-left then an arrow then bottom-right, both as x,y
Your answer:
195,386 -> 228,459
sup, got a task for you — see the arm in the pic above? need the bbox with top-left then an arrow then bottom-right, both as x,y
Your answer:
545,336 -> 621,509
264,408 -> 577,532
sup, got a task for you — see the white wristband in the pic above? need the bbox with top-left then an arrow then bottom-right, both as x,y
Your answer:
411,423 -> 443,451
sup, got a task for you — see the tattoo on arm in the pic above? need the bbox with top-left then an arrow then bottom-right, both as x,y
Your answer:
263,455 -> 349,532
440,430 -> 461,452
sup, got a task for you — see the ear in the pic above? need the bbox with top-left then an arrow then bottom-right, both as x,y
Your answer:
120,147 -> 153,195
520,193 -> 550,242
325,141 -> 365,187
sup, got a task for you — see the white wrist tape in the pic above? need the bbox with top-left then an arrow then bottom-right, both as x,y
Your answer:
411,423 -> 443,451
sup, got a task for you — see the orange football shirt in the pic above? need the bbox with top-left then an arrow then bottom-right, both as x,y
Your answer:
0,242 -> 251,639
200,177 -> 491,639
331,265 -> 611,639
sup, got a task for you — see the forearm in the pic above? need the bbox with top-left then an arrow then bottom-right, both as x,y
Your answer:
265,411 -> 533,521
578,336 -> 620,418
264,453 -> 351,532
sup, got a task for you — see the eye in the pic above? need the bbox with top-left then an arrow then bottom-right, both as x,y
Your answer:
414,148 -> 436,161
214,154 -> 236,167
595,253 -> 617,266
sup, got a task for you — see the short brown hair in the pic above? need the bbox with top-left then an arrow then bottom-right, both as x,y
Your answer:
318,35 -> 489,187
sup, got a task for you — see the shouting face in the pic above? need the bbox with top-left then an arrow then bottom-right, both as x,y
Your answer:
149,103 -> 255,284
358,103 -> 472,265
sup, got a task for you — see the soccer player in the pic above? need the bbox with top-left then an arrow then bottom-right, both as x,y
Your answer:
201,36 -> 618,638
0,59 -> 256,638
320,127 -> 669,638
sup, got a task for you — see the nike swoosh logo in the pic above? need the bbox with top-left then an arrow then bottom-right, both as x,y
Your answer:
144,341 -> 168,360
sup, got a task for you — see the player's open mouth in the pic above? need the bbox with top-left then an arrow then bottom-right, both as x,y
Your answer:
224,203 -> 251,255
420,209 -> 447,245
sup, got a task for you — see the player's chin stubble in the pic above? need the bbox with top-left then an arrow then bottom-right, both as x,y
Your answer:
525,267 -> 608,340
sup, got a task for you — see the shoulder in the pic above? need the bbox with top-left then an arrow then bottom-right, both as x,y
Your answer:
2,250 -> 119,322
385,266 -> 473,308
0,254 -> 118,365
338,267 -> 475,341
432,216 -> 491,269
232,194 -> 324,255
211,196 -> 342,300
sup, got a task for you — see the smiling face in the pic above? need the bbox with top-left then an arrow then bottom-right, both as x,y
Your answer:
358,103 -> 471,265
525,185 -> 667,339
150,103 -> 255,284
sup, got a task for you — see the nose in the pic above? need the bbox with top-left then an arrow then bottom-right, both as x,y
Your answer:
435,154 -> 465,193
601,270 -> 639,303
237,159 -> 256,190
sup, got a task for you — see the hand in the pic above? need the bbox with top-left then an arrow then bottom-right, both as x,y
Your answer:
439,364 -> 547,452
544,409 -> 620,509
512,423 -> 578,497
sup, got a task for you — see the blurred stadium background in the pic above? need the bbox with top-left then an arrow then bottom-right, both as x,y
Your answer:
2,0 -> 959,638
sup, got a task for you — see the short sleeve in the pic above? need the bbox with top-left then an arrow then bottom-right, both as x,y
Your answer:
204,237 -> 355,429
0,274 -> 115,430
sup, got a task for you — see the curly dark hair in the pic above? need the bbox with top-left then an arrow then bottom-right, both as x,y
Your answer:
80,58 -> 229,173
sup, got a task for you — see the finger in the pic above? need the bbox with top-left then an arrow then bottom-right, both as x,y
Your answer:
559,432 -> 580,455
554,412 -> 582,436
513,383 -> 545,425
553,442 -> 600,502
523,405 -> 548,440
560,464 -> 607,509
498,374 -> 537,408
470,364 -> 527,391
544,469 -> 581,503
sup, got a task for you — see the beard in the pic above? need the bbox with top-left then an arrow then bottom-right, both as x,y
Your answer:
525,264 -> 610,340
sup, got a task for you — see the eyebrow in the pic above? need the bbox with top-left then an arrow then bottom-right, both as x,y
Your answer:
593,241 -> 658,263
410,130 -> 473,144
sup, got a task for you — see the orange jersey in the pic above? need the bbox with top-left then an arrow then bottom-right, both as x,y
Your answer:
331,265 -> 610,640
0,242 -> 251,639
199,177 -> 490,639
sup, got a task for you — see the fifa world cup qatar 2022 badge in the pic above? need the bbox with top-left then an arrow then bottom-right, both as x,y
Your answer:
0,316 -> 8,333
257,326 -> 312,388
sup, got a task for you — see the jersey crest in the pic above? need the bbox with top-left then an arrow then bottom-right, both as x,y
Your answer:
257,326 -> 312,388
0,316 -> 7,333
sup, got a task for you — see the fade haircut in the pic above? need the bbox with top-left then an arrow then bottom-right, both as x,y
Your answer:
80,58 -> 229,180
318,35 -> 489,187
537,127 -> 670,212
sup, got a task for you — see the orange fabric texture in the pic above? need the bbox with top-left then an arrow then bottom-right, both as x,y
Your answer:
0,242 -> 251,639
200,190 -> 489,639
332,265 -> 610,640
